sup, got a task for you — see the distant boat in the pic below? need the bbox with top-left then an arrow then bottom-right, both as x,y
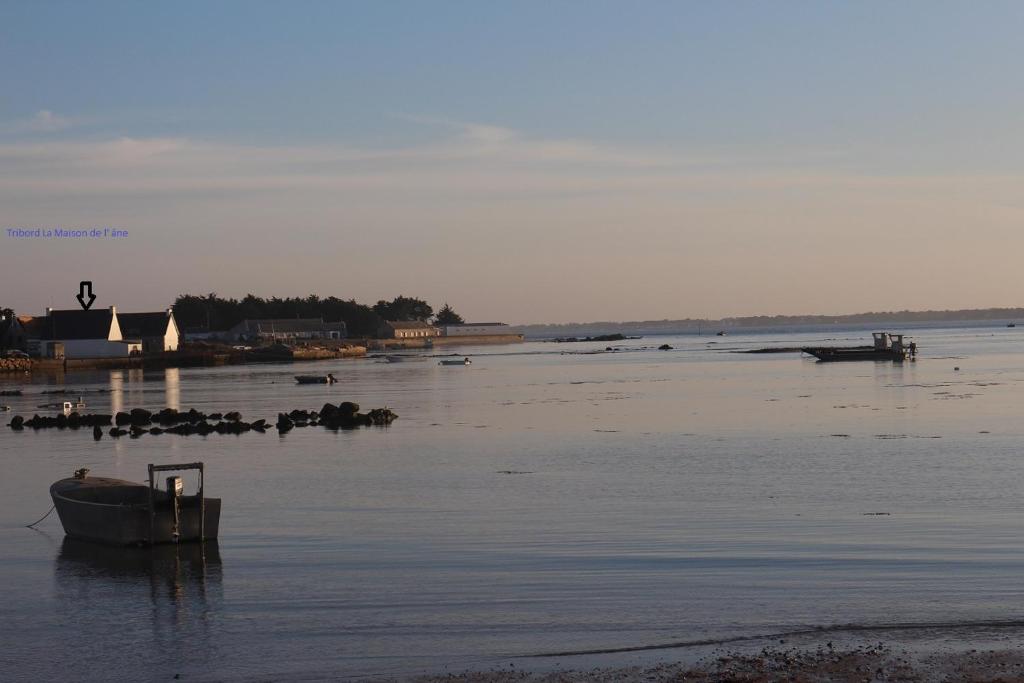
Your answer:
295,373 -> 336,384
385,355 -> 425,363
716,331 -> 726,336
62,397 -> 86,414
1008,323 -> 1016,328
50,462 -> 220,545
439,358 -> 472,366
802,332 -> 915,362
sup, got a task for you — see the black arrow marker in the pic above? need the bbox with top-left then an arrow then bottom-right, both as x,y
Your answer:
76,281 -> 96,310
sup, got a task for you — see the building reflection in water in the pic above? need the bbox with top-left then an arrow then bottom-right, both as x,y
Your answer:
109,370 -> 124,415
55,539 -> 223,657
164,368 -> 180,410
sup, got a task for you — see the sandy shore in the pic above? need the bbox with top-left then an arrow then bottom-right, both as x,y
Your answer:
399,636 -> 1024,682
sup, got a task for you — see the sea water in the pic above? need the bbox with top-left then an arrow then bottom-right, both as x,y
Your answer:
3,326 -> 1024,680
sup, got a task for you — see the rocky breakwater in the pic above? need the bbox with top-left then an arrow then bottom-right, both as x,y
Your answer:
274,402 -> 397,432
8,402 -> 398,439
0,358 -> 31,372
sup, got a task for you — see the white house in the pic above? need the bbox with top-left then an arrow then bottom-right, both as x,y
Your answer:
119,309 -> 180,352
29,307 -> 142,359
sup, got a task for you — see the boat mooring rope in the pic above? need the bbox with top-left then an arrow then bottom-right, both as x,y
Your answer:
25,504 -> 56,528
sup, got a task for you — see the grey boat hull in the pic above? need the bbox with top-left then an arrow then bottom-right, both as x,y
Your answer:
51,476 -> 220,546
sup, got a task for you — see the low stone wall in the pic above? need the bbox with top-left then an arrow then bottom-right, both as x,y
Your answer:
433,334 -> 524,346
0,358 -> 31,372
293,345 -> 367,360
65,357 -> 144,370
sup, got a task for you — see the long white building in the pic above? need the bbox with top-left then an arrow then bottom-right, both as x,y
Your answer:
28,307 -> 142,359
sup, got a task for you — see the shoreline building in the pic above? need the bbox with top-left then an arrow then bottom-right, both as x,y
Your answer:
0,313 -> 27,351
224,318 -> 347,343
119,309 -> 181,353
380,320 -> 439,339
439,322 -> 516,337
25,307 -> 142,359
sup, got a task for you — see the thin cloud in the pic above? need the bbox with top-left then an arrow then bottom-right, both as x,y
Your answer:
7,109 -> 75,133
0,119 -> 895,199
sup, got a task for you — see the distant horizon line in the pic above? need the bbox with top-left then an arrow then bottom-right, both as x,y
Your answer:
516,305 -> 1024,329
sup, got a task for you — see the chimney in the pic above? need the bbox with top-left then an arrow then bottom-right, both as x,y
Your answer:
167,307 -> 173,317
109,305 -> 116,315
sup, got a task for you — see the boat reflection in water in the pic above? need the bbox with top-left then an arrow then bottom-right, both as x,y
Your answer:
58,536 -> 221,588
54,539 -> 224,676
56,537 -> 223,627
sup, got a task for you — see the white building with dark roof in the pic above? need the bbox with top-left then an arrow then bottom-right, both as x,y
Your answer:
119,309 -> 180,352
28,307 -> 142,359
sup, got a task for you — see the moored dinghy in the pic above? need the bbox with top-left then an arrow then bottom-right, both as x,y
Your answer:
50,462 -> 220,545
295,373 -> 337,384
439,357 -> 472,366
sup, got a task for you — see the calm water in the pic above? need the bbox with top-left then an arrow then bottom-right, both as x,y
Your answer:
4,327 -> 1024,680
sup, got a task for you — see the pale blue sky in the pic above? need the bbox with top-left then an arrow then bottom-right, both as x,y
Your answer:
2,2 -> 1023,322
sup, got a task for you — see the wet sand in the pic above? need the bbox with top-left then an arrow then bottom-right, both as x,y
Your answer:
408,641 -> 1024,682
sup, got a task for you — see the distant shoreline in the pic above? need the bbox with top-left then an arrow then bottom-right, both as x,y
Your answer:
519,309 -> 1024,338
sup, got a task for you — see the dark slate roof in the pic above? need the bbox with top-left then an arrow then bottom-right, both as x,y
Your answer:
40,309 -> 115,340
119,312 -> 171,338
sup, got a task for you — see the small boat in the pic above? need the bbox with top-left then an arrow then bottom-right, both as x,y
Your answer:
802,332 -> 915,362
384,355 -> 426,363
50,462 -> 220,546
0,405 -> 9,412
1008,323 -> 1016,328
62,396 -> 86,414
295,373 -> 337,384
439,357 -> 472,366
716,331 -> 726,336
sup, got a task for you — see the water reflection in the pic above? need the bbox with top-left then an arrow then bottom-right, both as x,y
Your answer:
164,368 -> 180,410
109,370 -> 124,415
56,539 -> 222,610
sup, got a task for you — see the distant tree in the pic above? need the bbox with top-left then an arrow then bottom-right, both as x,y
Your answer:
434,303 -> 464,325
174,292 -> 384,337
372,296 -> 433,322
0,307 -> 14,352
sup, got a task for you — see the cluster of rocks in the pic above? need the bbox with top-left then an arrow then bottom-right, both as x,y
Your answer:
0,358 -> 31,372
105,418 -> 267,439
7,401 -> 398,439
275,402 -> 398,432
119,407 -> 241,427
10,412 -> 112,430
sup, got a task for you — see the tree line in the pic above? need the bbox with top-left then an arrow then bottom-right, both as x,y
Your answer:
171,294 -> 463,337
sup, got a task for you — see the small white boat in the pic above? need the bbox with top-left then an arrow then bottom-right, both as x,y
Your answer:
62,397 -> 86,414
439,358 -> 472,366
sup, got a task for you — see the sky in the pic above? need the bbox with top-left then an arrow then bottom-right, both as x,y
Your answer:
2,1 -> 1024,324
